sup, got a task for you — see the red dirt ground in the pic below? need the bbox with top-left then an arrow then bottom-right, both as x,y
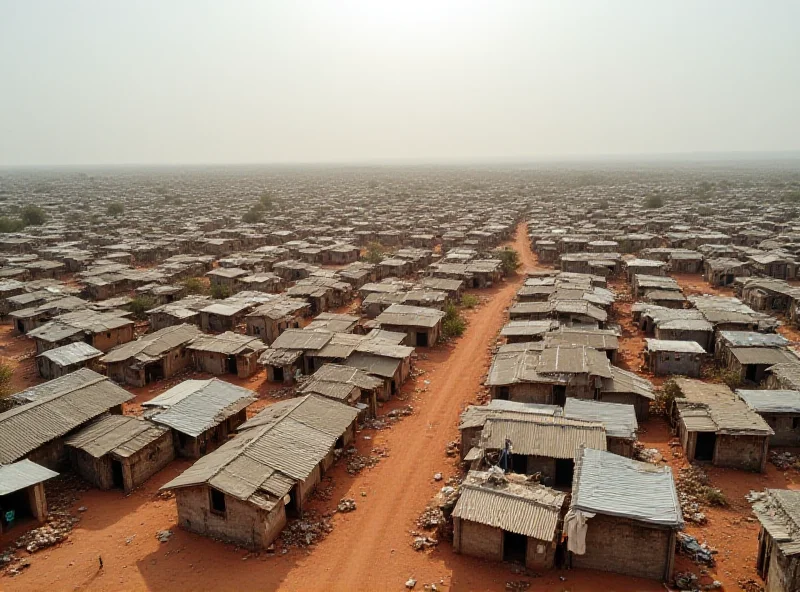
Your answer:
2,224 -> 669,592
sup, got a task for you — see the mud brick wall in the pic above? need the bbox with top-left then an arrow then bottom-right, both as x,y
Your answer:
453,518 -> 502,561
714,434 -> 767,472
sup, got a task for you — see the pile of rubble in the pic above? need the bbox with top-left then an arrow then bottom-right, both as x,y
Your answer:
632,442 -> 663,464
737,578 -> 764,592
444,440 -> 459,458
336,498 -> 356,513
676,532 -> 716,566
673,571 -> 722,592
280,510 -> 333,548
417,506 -> 444,531
344,446 -> 387,475
13,513 -> 80,553
386,405 -> 414,420
676,465 -> 727,524
770,450 -> 800,471
410,534 -> 438,551
505,582 -> 531,591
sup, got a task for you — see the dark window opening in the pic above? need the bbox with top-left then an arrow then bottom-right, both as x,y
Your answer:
209,488 -> 226,515
793,417 -> 800,430
510,454 -> 528,474
415,331 -> 428,347
273,367 -> 284,382
695,431 -> 716,462
555,458 -> 574,488
746,364 -> 757,382
553,385 -> 567,407
0,488 -> 34,531
503,530 -> 527,563
497,386 -> 510,400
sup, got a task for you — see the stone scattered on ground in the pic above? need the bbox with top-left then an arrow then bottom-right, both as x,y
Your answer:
280,511 -> 333,548
337,498 -> 357,513
411,535 -> 438,551
405,577 -> 417,589
677,532 -> 716,566
444,440 -> 459,457
156,530 -> 173,543
505,581 -> 531,591
770,450 -> 800,471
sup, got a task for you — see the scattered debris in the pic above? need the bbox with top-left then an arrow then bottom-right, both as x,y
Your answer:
411,536 -> 438,551
337,498 -> 357,513
156,530 -> 173,543
433,472 -> 443,481
280,511 -> 333,548
444,440 -> 459,457
677,533 -> 716,566
770,450 -> 800,471
633,442 -> 662,464
417,506 -> 444,530
405,577 -> 417,589
737,577 -> 764,592
505,582 -> 531,591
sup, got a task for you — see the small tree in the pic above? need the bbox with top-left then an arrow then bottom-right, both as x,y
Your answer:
210,283 -> 230,300
129,295 -> 155,320
242,208 -> 262,224
441,303 -> 466,339
0,217 -> 24,233
259,190 -> 274,209
0,360 -> 13,412
460,294 -> 479,309
644,195 -> 664,209
183,277 -> 206,295
496,249 -> 520,275
107,202 -> 125,217
365,242 -> 385,264
21,205 -> 47,226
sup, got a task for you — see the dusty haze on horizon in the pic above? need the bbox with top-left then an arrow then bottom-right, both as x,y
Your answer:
1,0 -> 799,166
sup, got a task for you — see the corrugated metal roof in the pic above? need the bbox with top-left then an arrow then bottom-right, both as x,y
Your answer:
729,347 -> 797,366
187,331 -> 266,355
536,346 -> 613,378
101,324 -> 202,364
65,415 -> 169,458
483,416 -> 607,459
375,303 -> 445,329
147,379 -> 256,437
718,331 -> 789,349
601,366 -> 656,400
751,489 -> 800,557
572,447 -> 683,528
271,329 -> 332,351
0,370 -> 134,464
563,398 -> 638,439
453,471 -> 566,541
37,341 -> 103,366
0,459 -> 59,496
161,395 -> 358,509
645,339 -> 706,353
674,378 -> 773,436
737,390 -> 800,414
344,352 -> 401,379
459,401 -> 561,430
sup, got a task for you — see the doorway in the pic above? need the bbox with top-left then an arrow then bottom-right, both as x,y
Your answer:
111,460 -> 124,489
227,355 -> 237,374
746,364 -> 757,382
695,432 -> 717,462
503,531 -> 527,563
285,487 -> 299,518
510,454 -> 528,474
555,458 -> 575,488
553,385 -> 567,406
273,367 -> 284,382
416,331 -> 428,347
145,362 -> 164,384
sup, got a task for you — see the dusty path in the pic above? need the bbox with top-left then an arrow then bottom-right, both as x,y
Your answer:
4,223 -> 663,592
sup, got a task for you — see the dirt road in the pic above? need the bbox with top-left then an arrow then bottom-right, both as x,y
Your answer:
3,223 -> 662,592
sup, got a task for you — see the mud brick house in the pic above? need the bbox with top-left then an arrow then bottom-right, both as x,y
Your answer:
374,303 -> 445,347
741,279 -> 800,314
765,362 -> 800,392
671,378 -> 773,472
486,344 -> 613,405
0,369 -> 133,469
567,447 -> 683,581
452,470 -> 566,570
563,398 -> 637,457
326,244 -> 360,265
716,332 -> 790,364
65,415 -> 174,493
27,309 -> 135,354
198,300 -> 252,333
724,347 -> 799,384
145,379 -> 256,458
343,339 -> 414,399
644,339 -> 706,377
147,295 -> 211,331
751,489 -> 800,592
9,295 -> 90,334
0,460 -> 58,535
187,332 -> 267,378
36,341 -> 103,379
480,415 -> 606,488
297,363 -> 384,418
101,324 -> 202,387
458,400 -> 561,460
624,258 -> 667,279
500,320 -> 557,344
236,272 -> 285,294
704,257 -> 750,287
749,253 -> 798,280
631,274 -> 680,299
260,328 -> 334,381
737,389 -> 800,447
244,298 -> 310,344
599,366 -> 655,421
644,289 -> 687,309
305,312 -> 359,334
160,395 -> 358,550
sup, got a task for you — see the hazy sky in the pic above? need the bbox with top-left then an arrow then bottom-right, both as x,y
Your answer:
1,0 -> 799,166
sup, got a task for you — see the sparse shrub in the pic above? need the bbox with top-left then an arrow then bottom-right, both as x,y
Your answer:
0,361 -> 13,395
242,208 -> 262,224
107,202 -> 125,217
652,378 -> 682,416
703,486 -> 728,507
183,277 -> 206,295
129,295 -> 156,320
705,366 -> 743,390
460,294 -> 479,309
644,194 -> 664,209
210,283 -> 230,300
496,248 -> 520,275
0,217 -> 24,233
441,303 -> 466,339
259,190 -> 274,209
21,205 -> 47,226
365,241 -> 385,264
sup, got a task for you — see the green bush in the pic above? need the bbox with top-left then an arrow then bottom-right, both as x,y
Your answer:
0,361 -> 13,396
0,217 -> 25,233
129,295 -> 156,320
496,249 -> 520,275
365,241 -> 385,264
441,303 -> 466,339
183,277 -> 206,295
107,202 -> 125,217
210,283 -> 231,299
21,204 -> 47,226
703,486 -> 728,507
460,294 -> 480,309
644,195 -> 664,209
